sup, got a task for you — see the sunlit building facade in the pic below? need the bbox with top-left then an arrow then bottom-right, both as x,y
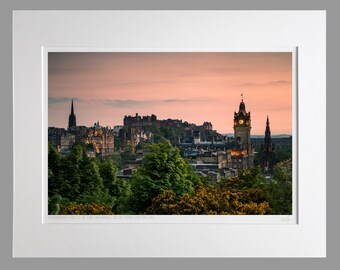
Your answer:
85,121 -> 115,157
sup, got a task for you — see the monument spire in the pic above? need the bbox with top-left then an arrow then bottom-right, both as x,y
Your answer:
71,99 -> 74,115
68,99 -> 77,130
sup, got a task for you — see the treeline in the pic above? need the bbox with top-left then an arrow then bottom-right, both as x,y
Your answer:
48,141 -> 292,215
254,144 -> 292,166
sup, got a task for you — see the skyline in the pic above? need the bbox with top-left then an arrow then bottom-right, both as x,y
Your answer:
48,52 -> 292,134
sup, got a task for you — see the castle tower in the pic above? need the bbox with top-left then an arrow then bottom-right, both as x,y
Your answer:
68,99 -> 77,130
261,116 -> 275,174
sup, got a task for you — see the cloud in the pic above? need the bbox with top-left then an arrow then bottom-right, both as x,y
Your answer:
48,97 -> 80,105
237,80 -> 291,87
163,99 -> 189,103
237,82 -> 258,87
268,80 -> 291,85
100,99 -> 149,108
92,98 -> 197,108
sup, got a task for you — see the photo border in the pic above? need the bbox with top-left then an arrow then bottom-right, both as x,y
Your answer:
43,47 -> 298,225
13,10 -> 325,257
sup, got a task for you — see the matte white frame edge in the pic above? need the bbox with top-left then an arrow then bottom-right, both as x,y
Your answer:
42,46 -> 298,225
13,10 -> 326,257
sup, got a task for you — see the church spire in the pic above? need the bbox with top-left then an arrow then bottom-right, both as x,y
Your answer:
71,99 -> 74,115
68,99 -> 77,130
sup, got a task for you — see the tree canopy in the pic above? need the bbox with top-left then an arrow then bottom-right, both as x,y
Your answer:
147,181 -> 270,215
48,143 -> 130,215
48,141 -> 292,215
128,140 -> 195,213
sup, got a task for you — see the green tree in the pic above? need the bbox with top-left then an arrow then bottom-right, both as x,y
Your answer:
120,146 -> 136,162
60,144 -> 85,200
99,158 -> 118,196
48,194 -> 62,215
275,146 -> 292,163
267,163 -> 292,214
99,158 -> 130,197
237,166 -> 265,188
48,142 -> 62,197
114,137 -> 122,150
48,194 -> 70,215
129,140 -> 194,213
109,152 -> 123,169
79,160 -> 104,196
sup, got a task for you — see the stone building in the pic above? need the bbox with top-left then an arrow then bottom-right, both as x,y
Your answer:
196,150 -> 232,170
48,127 -> 66,148
60,133 -> 75,154
85,122 -> 115,157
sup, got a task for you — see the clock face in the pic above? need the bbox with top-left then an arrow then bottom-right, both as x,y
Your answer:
238,119 -> 244,125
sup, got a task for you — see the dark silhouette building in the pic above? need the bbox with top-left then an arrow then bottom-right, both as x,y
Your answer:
68,99 -> 77,130
261,116 -> 275,174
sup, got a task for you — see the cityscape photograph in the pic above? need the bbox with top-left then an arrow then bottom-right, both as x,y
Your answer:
48,52 -> 293,215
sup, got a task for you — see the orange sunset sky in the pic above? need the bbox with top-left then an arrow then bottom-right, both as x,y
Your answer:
48,52 -> 292,135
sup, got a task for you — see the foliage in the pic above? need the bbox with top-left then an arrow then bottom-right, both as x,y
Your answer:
48,194 -> 62,215
48,140 -> 292,216
237,166 -> 265,188
253,152 -> 262,167
129,141 -> 195,214
267,163 -> 292,214
108,152 -> 123,169
114,137 -> 122,150
48,143 -> 131,214
254,144 -> 292,167
120,146 -> 136,162
48,142 -> 62,197
48,194 -> 70,215
135,142 -> 151,151
79,160 -> 104,196
275,146 -> 292,164
99,158 -> 119,196
59,202 -> 113,215
147,182 -> 270,215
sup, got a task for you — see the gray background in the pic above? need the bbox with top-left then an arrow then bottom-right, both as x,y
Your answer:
0,0 -> 336,269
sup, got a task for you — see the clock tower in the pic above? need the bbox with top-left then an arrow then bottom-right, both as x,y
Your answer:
233,94 -> 251,148
231,94 -> 254,170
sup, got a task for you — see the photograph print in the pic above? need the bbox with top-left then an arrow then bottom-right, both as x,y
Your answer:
48,52 -> 293,216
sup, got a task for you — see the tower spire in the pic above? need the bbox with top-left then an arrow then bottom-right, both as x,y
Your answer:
265,116 -> 271,143
238,93 -> 246,113
261,115 -> 275,174
266,115 -> 269,126
68,99 -> 76,130
71,99 -> 74,115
